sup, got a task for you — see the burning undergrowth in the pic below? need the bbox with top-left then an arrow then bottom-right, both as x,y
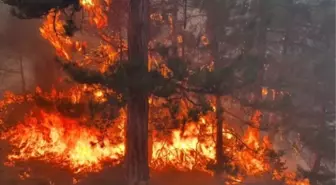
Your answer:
0,88 -> 309,185
2,110 -> 125,173
0,86 -> 124,171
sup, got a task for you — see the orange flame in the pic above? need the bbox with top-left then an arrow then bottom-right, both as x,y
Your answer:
1,110 -> 125,173
1,107 -> 262,174
80,0 -> 111,28
39,10 -> 87,60
0,92 -> 309,185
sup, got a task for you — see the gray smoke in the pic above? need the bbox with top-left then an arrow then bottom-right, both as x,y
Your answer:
0,3 -> 57,93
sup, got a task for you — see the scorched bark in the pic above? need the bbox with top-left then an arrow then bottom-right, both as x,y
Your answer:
125,0 -> 150,185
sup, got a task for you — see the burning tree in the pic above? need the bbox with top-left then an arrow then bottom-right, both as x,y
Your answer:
193,0 -> 266,178
259,1 -> 336,184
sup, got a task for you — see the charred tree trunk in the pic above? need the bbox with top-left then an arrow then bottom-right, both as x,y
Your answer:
125,0 -> 150,185
215,95 -> 224,175
169,0 -> 179,58
205,0 -> 226,178
210,31 -> 224,180
253,0 -> 267,102
282,0 -> 294,56
19,55 -> 26,93
126,96 -> 149,185
308,105 -> 326,184
212,22 -> 224,175
311,154 -> 321,173
34,57 -> 58,91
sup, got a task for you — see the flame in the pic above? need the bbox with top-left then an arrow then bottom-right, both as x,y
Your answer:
0,105 -> 264,174
0,92 -> 309,185
262,87 -> 268,99
151,122 -> 215,171
39,10 -> 86,60
177,35 -> 183,44
1,110 -> 125,173
236,111 -> 270,175
201,35 -> 209,46
79,0 -> 111,29
150,13 -> 164,23
273,171 -> 310,185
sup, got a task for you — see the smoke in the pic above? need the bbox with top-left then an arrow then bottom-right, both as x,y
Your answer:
0,4 -> 58,93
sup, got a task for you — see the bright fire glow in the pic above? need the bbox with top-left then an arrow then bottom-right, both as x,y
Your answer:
0,105 -> 310,185
39,11 -> 86,61
1,105 -> 266,174
79,0 -> 111,28
1,111 -> 125,173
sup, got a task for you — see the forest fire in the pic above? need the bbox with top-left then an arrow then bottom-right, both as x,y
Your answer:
0,0 -> 314,185
0,88 -> 308,185
0,98 -> 309,185
0,99 -> 265,175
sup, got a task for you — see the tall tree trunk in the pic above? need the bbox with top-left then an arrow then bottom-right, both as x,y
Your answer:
19,55 -> 26,94
34,57 -> 58,91
282,0 -> 294,56
125,0 -> 150,185
311,153 -> 321,173
215,95 -> 224,176
210,25 -> 224,180
126,96 -> 149,185
211,21 -> 223,175
309,105 -> 326,184
205,0 -> 226,180
170,0 -> 179,57
253,0 -> 267,101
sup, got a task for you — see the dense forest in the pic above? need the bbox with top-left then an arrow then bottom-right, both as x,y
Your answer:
0,0 -> 334,185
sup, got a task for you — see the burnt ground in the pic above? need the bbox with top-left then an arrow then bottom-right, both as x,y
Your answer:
0,140 -> 277,185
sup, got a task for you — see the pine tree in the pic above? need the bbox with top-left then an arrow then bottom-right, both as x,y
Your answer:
243,0 -> 336,184
125,0 -> 150,184
187,0 -> 267,182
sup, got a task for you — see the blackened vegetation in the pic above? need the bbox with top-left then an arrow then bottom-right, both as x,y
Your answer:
188,56 -> 263,95
54,52 -> 264,140
2,0 -> 80,19
57,50 -> 263,107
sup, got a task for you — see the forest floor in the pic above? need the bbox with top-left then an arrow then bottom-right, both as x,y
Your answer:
0,140 -> 217,185
0,140 -> 273,185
